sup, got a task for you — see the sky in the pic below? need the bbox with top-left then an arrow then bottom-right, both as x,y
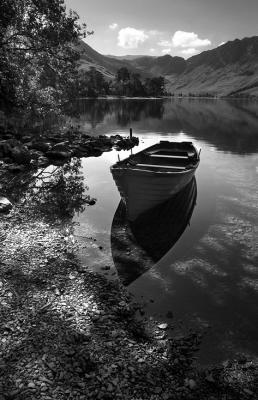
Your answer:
64,0 -> 258,58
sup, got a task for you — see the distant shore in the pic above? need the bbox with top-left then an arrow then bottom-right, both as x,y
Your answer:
77,95 -> 258,100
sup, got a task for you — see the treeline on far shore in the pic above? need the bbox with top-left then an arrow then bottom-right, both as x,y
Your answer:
77,67 -> 167,97
77,67 -> 256,99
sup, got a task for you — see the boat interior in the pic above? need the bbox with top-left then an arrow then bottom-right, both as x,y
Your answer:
116,141 -> 199,171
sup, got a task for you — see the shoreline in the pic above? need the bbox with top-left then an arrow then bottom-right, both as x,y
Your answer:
77,95 -> 258,101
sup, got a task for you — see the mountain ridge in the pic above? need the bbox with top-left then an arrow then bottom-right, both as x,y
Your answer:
77,36 -> 258,97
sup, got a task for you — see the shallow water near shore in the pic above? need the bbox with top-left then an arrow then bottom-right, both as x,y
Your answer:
73,98 -> 258,366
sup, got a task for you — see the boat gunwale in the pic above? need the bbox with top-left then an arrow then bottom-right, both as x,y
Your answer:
110,142 -> 200,174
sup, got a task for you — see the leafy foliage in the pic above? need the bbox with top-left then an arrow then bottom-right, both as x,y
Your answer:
78,67 -> 166,97
0,0 -> 91,116
78,67 -> 110,97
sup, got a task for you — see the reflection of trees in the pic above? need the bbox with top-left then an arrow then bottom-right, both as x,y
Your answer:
76,99 -> 111,128
3,159 -> 93,222
76,99 -> 164,128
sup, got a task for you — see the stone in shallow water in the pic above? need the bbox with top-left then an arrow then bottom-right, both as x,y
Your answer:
0,196 -> 12,213
158,323 -> 168,330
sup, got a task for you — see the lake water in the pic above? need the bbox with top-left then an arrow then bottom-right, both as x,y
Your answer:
73,98 -> 258,365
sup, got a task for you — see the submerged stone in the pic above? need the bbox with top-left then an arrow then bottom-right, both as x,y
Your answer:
0,196 -> 12,213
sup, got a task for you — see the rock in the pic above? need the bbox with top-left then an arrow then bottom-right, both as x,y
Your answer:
51,141 -> 69,152
0,140 -> 12,157
38,156 -> 49,167
107,383 -> 113,392
158,323 -> 168,330
243,388 -> 253,395
7,164 -> 26,173
86,198 -> 96,206
28,382 -> 36,388
32,142 -> 51,152
0,196 -> 12,213
46,150 -> 71,160
11,145 -> 31,164
205,373 -> 215,383
185,379 -> 197,389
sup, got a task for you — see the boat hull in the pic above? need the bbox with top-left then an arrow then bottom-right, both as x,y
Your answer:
112,166 -> 197,221
111,177 -> 197,285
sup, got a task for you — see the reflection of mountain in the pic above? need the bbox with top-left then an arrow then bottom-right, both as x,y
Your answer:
111,178 -> 197,285
77,98 -> 258,154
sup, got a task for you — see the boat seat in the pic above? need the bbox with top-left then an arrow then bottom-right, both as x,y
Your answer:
137,163 -> 186,170
149,154 -> 188,159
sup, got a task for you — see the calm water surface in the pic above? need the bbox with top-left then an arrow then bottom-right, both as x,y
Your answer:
73,99 -> 258,365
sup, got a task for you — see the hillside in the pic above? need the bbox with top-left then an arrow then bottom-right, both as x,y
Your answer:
78,36 -> 258,97
77,40 -> 151,80
166,36 -> 258,97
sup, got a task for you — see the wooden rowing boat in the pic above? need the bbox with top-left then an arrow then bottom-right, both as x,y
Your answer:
111,140 -> 200,221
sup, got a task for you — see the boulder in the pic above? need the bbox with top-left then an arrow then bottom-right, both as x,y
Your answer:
38,156 -> 50,167
32,141 -> 51,152
46,150 -> 71,160
10,146 -> 31,165
51,141 -> 69,152
0,141 -> 12,158
0,197 -> 12,213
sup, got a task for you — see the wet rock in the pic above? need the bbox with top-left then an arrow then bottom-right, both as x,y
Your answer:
51,141 -> 69,152
243,388 -> 253,395
0,196 -> 12,213
86,198 -> 96,206
0,140 -> 12,157
38,156 -> 50,167
32,142 -> 51,152
158,323 -> 168,330
11,145 -> 31,164
7,164 -> 26,173
46,150 -> 71,160
185,378 -> 197,389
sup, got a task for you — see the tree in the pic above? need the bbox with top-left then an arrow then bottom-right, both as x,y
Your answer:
78,67 -> 110,97
144,76 -> 165,97
131,73 -> 145,96
0,0 -> 91,115
115,67 -> 131,95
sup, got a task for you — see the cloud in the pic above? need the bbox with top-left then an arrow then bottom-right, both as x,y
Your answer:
172,31 -> 211,48
149,48 -> 155,53
181,48 -> 199,56
158,40 -> 171,47
148,30 -> 160,36
109,23 -> 118,30
161,48 -> 171,54
118,27 -> 148,49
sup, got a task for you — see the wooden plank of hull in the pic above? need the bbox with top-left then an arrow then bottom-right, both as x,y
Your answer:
112,167 -> 197,221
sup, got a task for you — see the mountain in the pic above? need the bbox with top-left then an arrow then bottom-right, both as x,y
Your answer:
127,54 -> 187,76
77,40 -> 151,80
78,36 -> 258,97
166,36 -> 258,97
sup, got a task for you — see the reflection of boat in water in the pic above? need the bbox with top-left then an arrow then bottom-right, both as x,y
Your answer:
111,141 -> 200,221
111,178 -> 197,285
